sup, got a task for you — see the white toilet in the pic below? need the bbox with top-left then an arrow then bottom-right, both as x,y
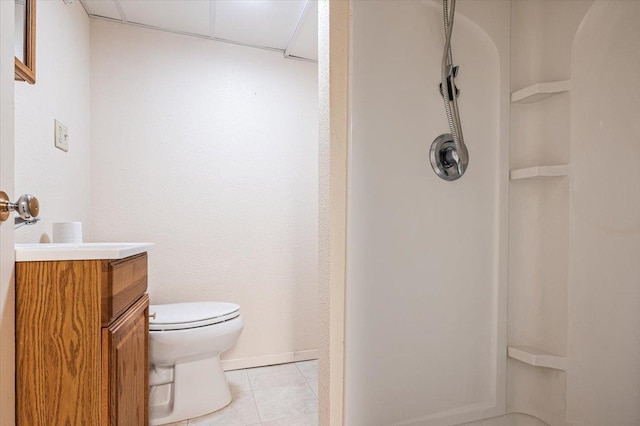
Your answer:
148,301 -> 243,425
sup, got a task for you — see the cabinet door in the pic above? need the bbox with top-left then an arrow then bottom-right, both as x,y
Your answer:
102,294 -> 149,426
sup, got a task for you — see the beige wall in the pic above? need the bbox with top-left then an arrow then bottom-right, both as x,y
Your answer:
14,0 -> 91,245
89,20 -> 319,367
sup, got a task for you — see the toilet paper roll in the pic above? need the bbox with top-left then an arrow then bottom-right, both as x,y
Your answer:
52,222 -> 83,244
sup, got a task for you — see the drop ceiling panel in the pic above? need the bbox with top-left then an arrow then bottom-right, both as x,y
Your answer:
83,0 -> 121,20
287,1 -> 317,60
82,0 -> 319,62
119,0 -> 212,36
214,0 -> 307,49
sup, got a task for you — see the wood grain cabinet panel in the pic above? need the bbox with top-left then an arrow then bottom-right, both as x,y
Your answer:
16,260 -> 102,425
16,254 -> 150,426
102,294 -> 149,426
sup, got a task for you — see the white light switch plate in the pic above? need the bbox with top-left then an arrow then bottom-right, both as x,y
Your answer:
55,120 -> 69,152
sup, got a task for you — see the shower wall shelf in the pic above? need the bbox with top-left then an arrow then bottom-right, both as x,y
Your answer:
511,80 -> 571,104
507,345 -> 567,371
510,165 -> 569,180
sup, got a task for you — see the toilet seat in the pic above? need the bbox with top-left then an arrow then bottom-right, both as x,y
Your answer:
149,302 -> 240,331
148,301 -> 244,424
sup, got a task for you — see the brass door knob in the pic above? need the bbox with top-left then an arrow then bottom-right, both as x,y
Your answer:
0,192 -> 40,222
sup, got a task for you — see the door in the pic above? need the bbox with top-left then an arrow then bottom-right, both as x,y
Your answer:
0,0 -> 16,422
102,294 -> 149,426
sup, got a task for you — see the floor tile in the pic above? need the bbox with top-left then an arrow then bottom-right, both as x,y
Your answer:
295,360 -> 318,381
253,383 -> 318,422
246,363 -> 307,390
225,369 -> 251,394
187,391 -> 260,426
163,422 -> 188,426
261,413 -> 318,426
307,380 -> 318,397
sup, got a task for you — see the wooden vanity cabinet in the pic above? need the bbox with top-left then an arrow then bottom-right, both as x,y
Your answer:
16,253 -> 149,426
102,293 -> 149,425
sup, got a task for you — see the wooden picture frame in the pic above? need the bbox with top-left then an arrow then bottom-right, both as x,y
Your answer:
15,0 -> 36,84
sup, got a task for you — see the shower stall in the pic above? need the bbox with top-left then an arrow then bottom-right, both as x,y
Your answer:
334,0 -> 640,425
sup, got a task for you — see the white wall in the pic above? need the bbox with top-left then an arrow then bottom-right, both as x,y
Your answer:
0,0 -> 15,420
89,20 -> 318,366
568,2 -> 640,424
317,1 -> 350,423
344,1 -> 510,425
14,0 -> 91,244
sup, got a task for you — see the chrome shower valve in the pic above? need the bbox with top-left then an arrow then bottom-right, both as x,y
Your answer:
430,133 -> 468,181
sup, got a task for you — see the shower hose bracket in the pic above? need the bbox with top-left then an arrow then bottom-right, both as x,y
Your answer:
439,65 -> 460,101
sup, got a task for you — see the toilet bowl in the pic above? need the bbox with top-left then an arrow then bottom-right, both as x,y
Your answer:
148,301 -> 243,425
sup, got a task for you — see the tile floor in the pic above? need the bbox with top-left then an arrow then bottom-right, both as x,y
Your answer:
165,360 -> 318,426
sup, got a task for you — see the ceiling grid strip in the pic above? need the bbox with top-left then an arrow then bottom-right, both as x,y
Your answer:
78,0 -> 91,16
112,0 -> 128,22
209,0 -> 217,39
284,0 -> 311,59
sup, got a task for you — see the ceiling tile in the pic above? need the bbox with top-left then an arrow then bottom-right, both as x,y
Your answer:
214,0 -> 307,50
119,0 -> 211,36
83,0 -> 121,20
287,0 -> 317,60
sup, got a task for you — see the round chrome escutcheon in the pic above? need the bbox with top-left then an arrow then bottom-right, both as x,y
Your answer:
429,133 -> 468,181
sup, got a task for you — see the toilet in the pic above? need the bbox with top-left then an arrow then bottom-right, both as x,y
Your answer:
148,301 -> 243,425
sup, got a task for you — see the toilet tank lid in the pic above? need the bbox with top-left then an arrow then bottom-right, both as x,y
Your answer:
149,301 -> 240,325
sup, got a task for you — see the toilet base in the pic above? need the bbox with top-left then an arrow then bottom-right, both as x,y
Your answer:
149,355 -> 232,425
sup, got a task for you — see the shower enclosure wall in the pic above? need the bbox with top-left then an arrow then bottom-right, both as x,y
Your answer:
346,1 -> 509,424
342,1 -> 640,425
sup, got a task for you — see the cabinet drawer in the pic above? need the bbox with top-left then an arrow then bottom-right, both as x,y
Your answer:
101,253 -> 148,326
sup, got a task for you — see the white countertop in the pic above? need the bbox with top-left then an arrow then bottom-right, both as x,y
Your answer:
15,243 -> 154,262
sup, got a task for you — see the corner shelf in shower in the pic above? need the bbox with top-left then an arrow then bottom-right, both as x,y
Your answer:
507,345 -> 567,371
510,165 -> 569,180
511,80 -> 571,104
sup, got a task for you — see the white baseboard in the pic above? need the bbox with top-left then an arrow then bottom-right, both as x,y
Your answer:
221,349 -> 318,371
